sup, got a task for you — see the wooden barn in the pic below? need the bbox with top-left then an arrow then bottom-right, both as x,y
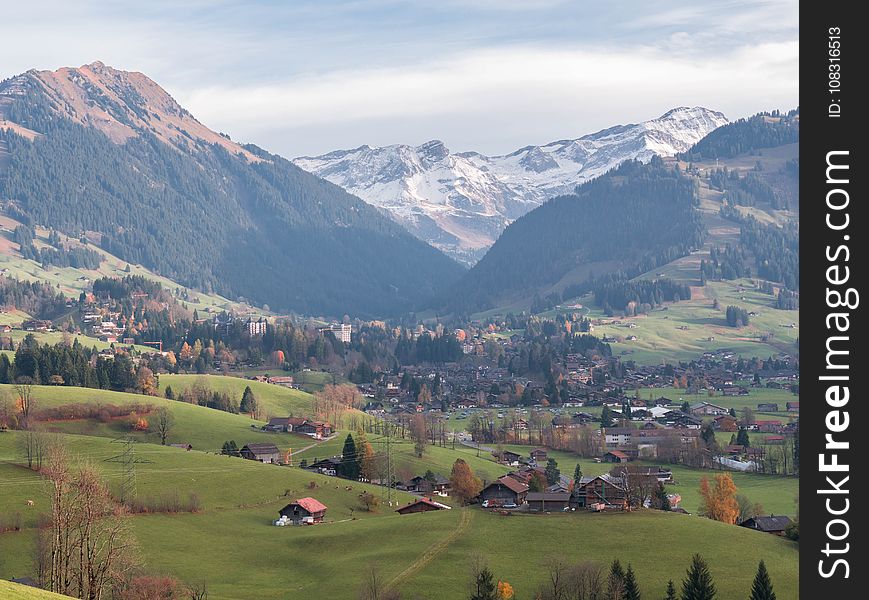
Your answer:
279,497 -> 328,524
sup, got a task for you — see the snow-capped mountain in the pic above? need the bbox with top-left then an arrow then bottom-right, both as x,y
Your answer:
294,107 -> 728,265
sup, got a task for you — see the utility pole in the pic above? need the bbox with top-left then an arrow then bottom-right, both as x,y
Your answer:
105,436 -> 152,504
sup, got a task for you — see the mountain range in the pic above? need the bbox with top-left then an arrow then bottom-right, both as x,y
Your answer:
0,62 -> 463,318
294,107 -> 729,264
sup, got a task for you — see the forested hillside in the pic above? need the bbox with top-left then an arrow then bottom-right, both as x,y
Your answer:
0,64 -> 463,318
444,157 -> 703,313
678,109 -> 799,160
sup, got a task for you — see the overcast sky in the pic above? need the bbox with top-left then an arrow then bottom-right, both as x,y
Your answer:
2,0 -> 798,157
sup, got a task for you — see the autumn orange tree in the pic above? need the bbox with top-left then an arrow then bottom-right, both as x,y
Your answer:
450,458 -> 482,505
698,473 -> 740,524
497,580 -> 515,600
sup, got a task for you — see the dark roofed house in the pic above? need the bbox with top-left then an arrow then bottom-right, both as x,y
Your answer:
478,476 -> 529,506
493,450 -> 522,466
306,457 -> 341,476
395,497 -> 451,515
757,403 -> 779,412
526,491 -> 572,512
279,497 -> 327,524
530,447 -> 548,463
739,515 -> 793,536
402,474 -> 451,496
572,475 -> 627,510
239,443 -> 282,464
786,402 -> 800,412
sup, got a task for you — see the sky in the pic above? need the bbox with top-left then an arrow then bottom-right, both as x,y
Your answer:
1,0 -> 798,157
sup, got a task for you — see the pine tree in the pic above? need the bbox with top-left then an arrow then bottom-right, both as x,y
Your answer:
470,565 -> 497,600
664,580 -> 676,600
623,564 -> 641,600
545,458 -> 560,486
680,554 -> 716,600
606,560 -> 625,600
340,433 -> 360,480
240,385 -> 257,415
736,427 -> 750,447
748,561 -> 776,600
573,463 -> 583,490
164,385 -> 175,400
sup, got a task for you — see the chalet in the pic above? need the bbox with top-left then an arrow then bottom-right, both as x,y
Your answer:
478,476 -> 528,507
721,386 -> 750,396
402,474 -> 451,496
239,443 -> 281,464
395,497 -> 451,515
572,475 -> 627,510
757,420 -> 783,433
530,448 -> 548,463
757,403 -> 779,412
571,412 -> 595,424
663,413 -> 703,429
604,427 -> 634,447
295,420 -> 333,439
21,319 -> 53,332
264,417 -> 302,432
306,457 -> 341,476
739,515 -> 793,536
786,402 -> 800,412
279,497 -> 327,524
169,443 -> 193,451
602,450 -> 630,463
267,375 -> 295,387
527,492 -> 572,512
688,402 -> 729,416
493,450 -> 522,466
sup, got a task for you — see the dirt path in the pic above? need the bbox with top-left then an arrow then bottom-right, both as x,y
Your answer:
388,507 -> 473,589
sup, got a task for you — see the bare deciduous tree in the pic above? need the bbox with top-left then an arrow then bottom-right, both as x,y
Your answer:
358,565 -> 400,600
154,406 -> 174,445
40,443 -> 139,599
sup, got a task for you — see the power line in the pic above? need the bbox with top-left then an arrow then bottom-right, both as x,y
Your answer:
104,436 -> 152,503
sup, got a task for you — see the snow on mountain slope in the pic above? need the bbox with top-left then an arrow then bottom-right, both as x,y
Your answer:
294,107 -> 728,265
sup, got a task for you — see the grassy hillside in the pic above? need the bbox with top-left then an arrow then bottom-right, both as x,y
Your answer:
0,581 -> 76,599
2,383 -> 320,452
158,374 -> 318,421
0,432 -> 799,600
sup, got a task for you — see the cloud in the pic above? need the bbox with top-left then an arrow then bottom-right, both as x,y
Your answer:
1,1 -> 797,156
174,41 -> 797,156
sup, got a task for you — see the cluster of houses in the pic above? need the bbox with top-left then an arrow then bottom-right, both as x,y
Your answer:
263,416 -> 332,439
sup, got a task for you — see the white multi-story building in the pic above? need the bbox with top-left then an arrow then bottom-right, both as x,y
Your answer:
320,323 -> 351,343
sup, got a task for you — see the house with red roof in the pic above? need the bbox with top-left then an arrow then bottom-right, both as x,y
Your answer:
279,497 -> 327,524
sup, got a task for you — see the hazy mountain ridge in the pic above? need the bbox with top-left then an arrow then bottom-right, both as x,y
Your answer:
295,107 -> 728,264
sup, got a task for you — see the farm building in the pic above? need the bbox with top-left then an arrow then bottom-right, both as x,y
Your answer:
757,403 -> 779,412
395,497 -> 451,515
786,402 -> 799,412
279,497 -> 328,524
530,448 -> 548,463
602,450 -> 630,463
739,515 -> 793,536
478,476 -> 528,506
169,443 -> 193,451
492,450 -> 522,466
688,402 -> 729,416
239,443 -> 282,463
572,475 -> 627,510
527,492 -> 572,512
400,474 -> 451,496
